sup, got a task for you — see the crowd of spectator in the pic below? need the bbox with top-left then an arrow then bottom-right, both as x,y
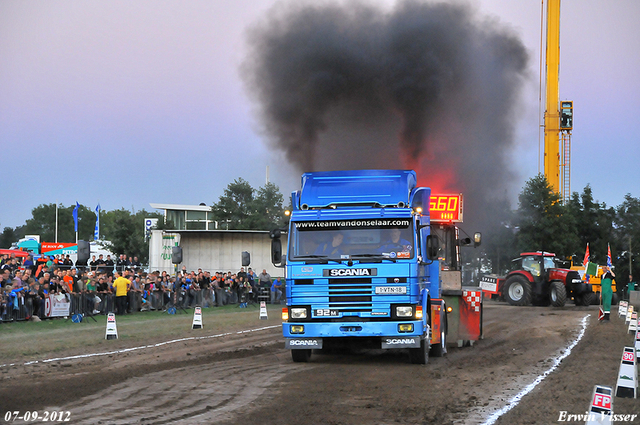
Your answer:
0,252 -> 284,322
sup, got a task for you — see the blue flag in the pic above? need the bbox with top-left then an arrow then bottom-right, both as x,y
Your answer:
73,202 -> 80,232
94,204 -> 101,240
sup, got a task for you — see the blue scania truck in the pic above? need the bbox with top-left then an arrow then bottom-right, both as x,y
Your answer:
270,170 -> 483,364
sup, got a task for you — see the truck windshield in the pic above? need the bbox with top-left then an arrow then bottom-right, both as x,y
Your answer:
289,219 -> 414,261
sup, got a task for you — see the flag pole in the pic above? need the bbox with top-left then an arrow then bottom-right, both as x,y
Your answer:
55,202 -> 59,243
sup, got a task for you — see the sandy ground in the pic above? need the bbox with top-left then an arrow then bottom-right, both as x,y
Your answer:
1,302 -> 639,425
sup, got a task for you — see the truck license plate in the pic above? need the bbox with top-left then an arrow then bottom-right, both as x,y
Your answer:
375,286 -> 407,294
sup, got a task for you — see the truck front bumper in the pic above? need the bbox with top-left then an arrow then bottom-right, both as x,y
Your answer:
283,320 -> 427,349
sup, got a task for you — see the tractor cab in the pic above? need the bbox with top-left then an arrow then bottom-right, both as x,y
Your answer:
512,252 -> 558,281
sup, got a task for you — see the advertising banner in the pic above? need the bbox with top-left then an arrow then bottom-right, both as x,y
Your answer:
41,243 -> 78,257
44,294 -> 71,318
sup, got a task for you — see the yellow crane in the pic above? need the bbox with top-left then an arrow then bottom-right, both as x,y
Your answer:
543,0 -> 573,201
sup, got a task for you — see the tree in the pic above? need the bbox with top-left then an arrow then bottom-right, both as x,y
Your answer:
22,203 -> 97,243
514,174 -> 579,258
0,226 -> 19,249
211,179 -> 287,230
211,178 -> 256,230
253,182 -> 285,230
101,209 -> 163,263
613,194 -> 640,279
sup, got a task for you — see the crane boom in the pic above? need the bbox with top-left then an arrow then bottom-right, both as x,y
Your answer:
543,0 -> 561,193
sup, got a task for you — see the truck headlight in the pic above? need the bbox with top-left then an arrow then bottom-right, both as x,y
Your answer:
290,307 -> 308,319
396,306 -> 413,317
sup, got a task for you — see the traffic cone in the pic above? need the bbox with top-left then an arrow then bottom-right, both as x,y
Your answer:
615,347 -> 637,398
259,301 -> 268,320
619,301 -> 628,318
628,312 -> 638,334
585,385 -> 613,425
105,313 -> 118,340
192,306 -> 203,329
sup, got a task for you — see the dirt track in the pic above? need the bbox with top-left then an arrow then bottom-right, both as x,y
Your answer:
1,302 -> 639,425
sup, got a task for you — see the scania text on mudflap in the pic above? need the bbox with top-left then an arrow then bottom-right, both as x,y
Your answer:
271,170 -> 483,364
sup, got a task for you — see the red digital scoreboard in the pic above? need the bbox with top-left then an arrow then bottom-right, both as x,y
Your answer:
429,194 -> 463,223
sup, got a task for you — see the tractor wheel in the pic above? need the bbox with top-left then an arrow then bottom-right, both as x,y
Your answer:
409,338 -> 430,364
612,292 -> 620,305
592,292 -> 601,305
575,292 -> 595,306
504,276 -> 533,306
291,349 -> 311,363
549,281 -> 567,307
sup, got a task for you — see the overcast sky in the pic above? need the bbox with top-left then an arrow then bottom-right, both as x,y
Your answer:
1,0 -> 638,229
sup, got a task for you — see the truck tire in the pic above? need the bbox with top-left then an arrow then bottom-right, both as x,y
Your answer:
409,338 -> 430,364
549,281 -> 567,307
612,292 -> 619,305
504,276 -> 532,306
291,349 -> 311,363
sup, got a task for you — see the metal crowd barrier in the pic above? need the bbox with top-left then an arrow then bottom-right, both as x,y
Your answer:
0,286 -> 252,324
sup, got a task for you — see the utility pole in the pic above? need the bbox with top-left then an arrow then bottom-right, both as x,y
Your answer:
629,235 -> 633,277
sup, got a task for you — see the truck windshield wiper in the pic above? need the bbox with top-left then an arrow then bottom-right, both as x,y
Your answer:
350,254 -> 396,263
294,255 -> 342,264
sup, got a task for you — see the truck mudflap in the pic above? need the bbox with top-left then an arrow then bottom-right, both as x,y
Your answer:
286,338 -> 323,350
430,299 -> 445,346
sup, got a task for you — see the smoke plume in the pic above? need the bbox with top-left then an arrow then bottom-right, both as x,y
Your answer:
243,0 -> 529,232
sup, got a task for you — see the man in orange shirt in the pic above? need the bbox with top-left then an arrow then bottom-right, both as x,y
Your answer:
112,270 -> 132,315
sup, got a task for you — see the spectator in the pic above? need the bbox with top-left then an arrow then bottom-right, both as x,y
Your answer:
200,271 -> 213,307
96,254 -> 106,275
23,255 -> 35,274
271,277 -> 283,304
116,254 -> 127,273
89,255 -> 98,272
112,270 -> 131,315
258,269 -> 271,289
104,255 -> 115,277
62,255 -> 74,271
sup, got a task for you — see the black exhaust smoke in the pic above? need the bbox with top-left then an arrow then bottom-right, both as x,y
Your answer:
243,0 -> 529,231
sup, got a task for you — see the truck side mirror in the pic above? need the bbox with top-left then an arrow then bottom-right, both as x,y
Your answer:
426,235 -> 440,260
271,238 -> 282,266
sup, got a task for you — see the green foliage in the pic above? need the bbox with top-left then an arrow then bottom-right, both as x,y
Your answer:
0,226 -> 21,249
22,203 -> 96,243
613,194 -> 640,279
101,209 -> 163,263
211,179 -> 286,230
514,174 -> 579,258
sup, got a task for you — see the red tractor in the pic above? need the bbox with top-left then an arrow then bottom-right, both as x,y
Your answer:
480,251 -> 593,307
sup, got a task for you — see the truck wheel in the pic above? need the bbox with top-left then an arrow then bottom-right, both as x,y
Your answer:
291,349 -> 311,363
549,281 -> 567,307
504,276 -> 532,306
409,338 -> 430,364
